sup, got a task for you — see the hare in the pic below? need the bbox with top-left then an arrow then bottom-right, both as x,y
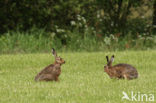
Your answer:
104,55 -> 138,80
35,48 -> 65,81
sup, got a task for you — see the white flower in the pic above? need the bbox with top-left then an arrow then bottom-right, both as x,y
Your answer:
77,15 -> 81,21
70,21 -> 76,26
56,29 -> 65,33
82,17 -> 86,23
85,25 -> 88,28
104,37 -> 111,45
97,14 -> 100,18
111,22 -> 114,27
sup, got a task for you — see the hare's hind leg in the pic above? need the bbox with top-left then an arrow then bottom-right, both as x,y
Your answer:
37,74 -> 54,81
123,73 -> 137,80
123,74 -> 129,79
128,74 -> 138,80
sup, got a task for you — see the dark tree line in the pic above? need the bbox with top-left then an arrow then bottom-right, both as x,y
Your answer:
153,0 -> 156,32
0,0 -> 155,36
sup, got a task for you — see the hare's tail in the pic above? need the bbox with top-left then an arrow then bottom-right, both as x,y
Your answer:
35,74 -> 40,81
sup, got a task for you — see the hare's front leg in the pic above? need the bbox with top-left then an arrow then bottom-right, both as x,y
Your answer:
54,76 -> 59,81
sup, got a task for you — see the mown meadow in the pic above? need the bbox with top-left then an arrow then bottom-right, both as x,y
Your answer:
0,50 -> 155,103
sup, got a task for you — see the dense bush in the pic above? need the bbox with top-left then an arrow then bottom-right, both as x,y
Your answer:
0,0 -> 152,35
0,0 -> 96,33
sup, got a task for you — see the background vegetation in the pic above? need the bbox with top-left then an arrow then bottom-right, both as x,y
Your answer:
0,0 -> 156,53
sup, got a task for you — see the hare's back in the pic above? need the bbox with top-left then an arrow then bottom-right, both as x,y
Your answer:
114,64 -> 137,73
39,64 -> 55,74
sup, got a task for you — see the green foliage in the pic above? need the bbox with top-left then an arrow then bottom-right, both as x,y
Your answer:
0,0 -> 151,36
96,0 -> 143,34
0,51 -> 156,103
0,30 -> 156,53
0,0 -> 96,33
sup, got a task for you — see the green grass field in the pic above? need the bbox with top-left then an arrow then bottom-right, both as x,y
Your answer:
0,50 -> 155,103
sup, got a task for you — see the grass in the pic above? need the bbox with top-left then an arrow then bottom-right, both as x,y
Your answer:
0,31 -> 156,53
0,50 -> 156,103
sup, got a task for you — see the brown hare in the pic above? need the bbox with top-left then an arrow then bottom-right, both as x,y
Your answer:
104,55 -> 138,80
35,48 -> 65,81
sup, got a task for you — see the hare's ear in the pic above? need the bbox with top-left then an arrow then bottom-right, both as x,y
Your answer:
52,48 -> 57,57
110,55 -> 114,63
106,56 -> 109,63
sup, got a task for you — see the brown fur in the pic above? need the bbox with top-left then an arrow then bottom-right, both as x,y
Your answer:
35,48 -> 65,81
104,55 -> 138,80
